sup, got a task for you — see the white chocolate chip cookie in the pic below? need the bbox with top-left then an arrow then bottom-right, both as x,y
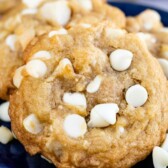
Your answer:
126,9 -> 163,33
10,23 -> 168,168
0,0 -> 125,100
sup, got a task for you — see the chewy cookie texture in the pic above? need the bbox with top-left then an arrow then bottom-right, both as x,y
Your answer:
126,9 -> 168,79
0,0 -> 167,168
10,23 -> 168,168
0,0 -> 20,14
0,0 -> 125,100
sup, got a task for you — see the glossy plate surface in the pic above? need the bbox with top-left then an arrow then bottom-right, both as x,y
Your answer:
0,2 -> 168,168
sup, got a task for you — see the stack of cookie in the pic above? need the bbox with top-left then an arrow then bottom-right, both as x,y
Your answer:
0,0 -> 168,168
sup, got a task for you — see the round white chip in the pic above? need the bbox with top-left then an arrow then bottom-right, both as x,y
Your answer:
13,66 -> 25,88
88,103 -> 119,128
25,60 -> 47,78
87,75 -> 102,93
153,146 -> 168,168
110,49 -> 133,71
23,114 -> 43,134
63,92 -> 87,108
5,34 -> 17,51
63,114 -> 87,138
125,84 -> 148,107
0,126 -> 13,144
77,0 -> 93,11
40,1 -> 71,26
140,10 -> 161,31
0,102 -> 10,122
31,51 -> 51,60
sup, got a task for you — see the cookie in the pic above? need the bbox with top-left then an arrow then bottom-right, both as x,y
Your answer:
126,9 -> 168,79
126,9 -> 163,33
68,0 -> 126,28
154,28 -> 168,44
0,0 -> 20,14
0,5 -> 56,99
154,29 -> 168,79
134,29 -> 168,79
10,23 -> 168,168
0,0 -> 126,100
150,26 -> 168,79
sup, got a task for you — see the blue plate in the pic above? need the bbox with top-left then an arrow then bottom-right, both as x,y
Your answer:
110,1 -> 168,26
1,2 -> 168,168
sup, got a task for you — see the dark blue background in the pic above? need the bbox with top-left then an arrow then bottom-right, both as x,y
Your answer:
0,2 -> 168,168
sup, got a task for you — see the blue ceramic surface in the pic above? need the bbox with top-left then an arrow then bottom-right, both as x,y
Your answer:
0,2 -> 168,168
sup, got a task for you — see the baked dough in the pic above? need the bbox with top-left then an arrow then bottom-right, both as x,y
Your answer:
10,23 -> 168,168
0,0 -> 125,100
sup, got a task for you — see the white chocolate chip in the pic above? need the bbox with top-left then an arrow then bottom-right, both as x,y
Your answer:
48,29 -> 68,37
5,34 -> 17,51
161,134 -> 168,151
110,49 -> 133,71
80,23 -> 91,28
86,75 -> 102,93
23,114 -> 43,134
56,58 -> 74,75
153,146 -> 168,168
22,0 -> 43,8
0,126 -> 13,144
0,102 -> 10,122
63,92 -> 87,109
139,10 -> 161,31
59,58 -> 72,67
25,60 -> 47,78
106,29 -> 126,39
21,8 -> 38,15
46,58 -> 73,82
63,114 -> 87,138
118,126 -> 125,134
57,58 -> 72,70
41,155 -> 52,164
77,0 -> 93,11
137,33 -> 157,43
88,103 -> 119,128
40,1 -> 71,26
158,59 -> 168,79
125,84 -> 148,107
13,66 -> 25,88
143,23 -> 153,31
31,51 -> 51,60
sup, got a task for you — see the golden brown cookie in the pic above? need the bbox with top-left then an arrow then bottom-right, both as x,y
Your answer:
134,32 -> 159,57
69,0 -> 126,28
125,8 -> 168,80
0,5 -> 57,99
133,28 -> 168,79
0,0 -> 126,100
0,0 -> 20,14
154,28 -> 168,44
126,9 -> 163,33
10,23 -> 168,168
153,29 -> 168,79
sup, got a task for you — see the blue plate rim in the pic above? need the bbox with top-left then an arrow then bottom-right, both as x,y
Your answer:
108,0 -> 168,12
